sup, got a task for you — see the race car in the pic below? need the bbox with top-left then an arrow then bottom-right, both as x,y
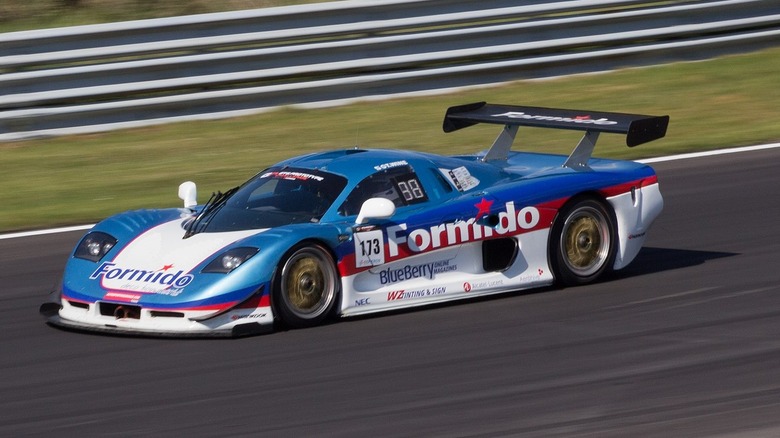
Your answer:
40,102 -> 669,337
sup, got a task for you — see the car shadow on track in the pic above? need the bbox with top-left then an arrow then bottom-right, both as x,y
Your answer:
345,247 -> 740,324
611,246 -> 738,279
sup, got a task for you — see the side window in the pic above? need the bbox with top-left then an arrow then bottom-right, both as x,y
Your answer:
339,165 -> 428,216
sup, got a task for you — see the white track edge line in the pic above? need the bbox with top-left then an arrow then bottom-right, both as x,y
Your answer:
636,142 -> 780,163
0,224 -> 95,240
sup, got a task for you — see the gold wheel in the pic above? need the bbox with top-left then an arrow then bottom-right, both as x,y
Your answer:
552,199 -> 615,285
564,214 -> 604,273
277,244 -> 338,326
286,257 -> 326,312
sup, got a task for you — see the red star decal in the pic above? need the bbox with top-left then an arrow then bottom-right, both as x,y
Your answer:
575,115 -> 590,120
474,197 -> 493,219
161,264 -> 174,271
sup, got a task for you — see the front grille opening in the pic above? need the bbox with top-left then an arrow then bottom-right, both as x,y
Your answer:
68,300 -> 89,310
150,311 -> 185,318
99,302 -> 141,319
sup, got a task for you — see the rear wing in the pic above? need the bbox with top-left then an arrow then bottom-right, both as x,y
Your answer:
443,102 -> 669,168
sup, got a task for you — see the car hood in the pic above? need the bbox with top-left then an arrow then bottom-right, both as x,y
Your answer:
63,210 -> 271,309
94,218 -> 262,295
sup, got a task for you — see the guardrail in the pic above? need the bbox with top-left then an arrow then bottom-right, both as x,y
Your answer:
1,0 -> 779,141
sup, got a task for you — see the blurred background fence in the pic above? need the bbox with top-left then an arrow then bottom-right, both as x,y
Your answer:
1,0 -> 779,140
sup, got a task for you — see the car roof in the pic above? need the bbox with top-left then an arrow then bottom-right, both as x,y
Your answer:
274,148 -> 445,182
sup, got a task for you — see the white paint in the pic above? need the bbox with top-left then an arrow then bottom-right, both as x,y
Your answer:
636,142 -> 780,164
0,224 -> 94,240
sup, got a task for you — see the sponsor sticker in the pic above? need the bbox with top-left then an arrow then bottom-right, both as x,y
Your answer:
374,259 -> 456,285
463,279 -> 504,292
231,313 -> 268,321
441,166 -> 480,192
349,200 -> 546,272
260,171 -> 324,181
90,262 -> 194,294
103,291 -> 143,303
386,201 -> 540,257
387,286 -> 446,301
491,111 -> 619,126
374,160 -> 409,171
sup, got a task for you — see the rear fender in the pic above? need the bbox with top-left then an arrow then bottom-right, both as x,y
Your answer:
608,182 -> 663,270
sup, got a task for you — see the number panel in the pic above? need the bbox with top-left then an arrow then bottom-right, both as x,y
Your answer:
392,172 -> 428,204
354,229 -> 385,267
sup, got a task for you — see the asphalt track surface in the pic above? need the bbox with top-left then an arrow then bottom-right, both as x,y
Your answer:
2,147 -> 780,437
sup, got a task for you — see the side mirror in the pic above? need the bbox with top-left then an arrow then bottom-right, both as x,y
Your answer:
355,198 -> 395,224
178,181 -> 197,209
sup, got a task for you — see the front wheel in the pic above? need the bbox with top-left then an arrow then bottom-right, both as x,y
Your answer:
550,198 -> 616,286
273,243 -> 339,328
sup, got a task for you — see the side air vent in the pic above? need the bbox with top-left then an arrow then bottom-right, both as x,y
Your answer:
482,238 -> 518,272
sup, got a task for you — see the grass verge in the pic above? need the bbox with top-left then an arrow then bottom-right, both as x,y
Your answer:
2,46 -> 779,232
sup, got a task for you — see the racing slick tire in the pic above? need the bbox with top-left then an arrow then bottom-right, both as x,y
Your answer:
273,243 -> 340,328
550,197 -> 617,286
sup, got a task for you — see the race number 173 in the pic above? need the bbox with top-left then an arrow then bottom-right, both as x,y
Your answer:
355,230 -> 385,267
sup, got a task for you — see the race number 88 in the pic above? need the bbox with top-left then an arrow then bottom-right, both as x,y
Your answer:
397,179 -> 424,201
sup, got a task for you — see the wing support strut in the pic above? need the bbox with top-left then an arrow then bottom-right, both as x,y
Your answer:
483,124 -> 518,162
563,130 -> 600,170
443,102 -> 668,168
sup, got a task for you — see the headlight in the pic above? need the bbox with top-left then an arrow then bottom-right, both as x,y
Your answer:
74,232 -> 117,262
203,247 -> 259,273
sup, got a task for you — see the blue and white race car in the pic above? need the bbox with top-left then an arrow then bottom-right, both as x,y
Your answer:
41,102 -> 668,337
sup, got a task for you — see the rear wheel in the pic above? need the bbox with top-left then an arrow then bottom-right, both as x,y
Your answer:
550,198 -> 616,286
273,243 -> 339,328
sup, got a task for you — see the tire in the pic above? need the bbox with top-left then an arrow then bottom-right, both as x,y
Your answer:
550,197 -> 616,286
272,243 -> 339,328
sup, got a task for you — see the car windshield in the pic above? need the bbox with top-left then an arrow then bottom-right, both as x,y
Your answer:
201,167 -> 347,232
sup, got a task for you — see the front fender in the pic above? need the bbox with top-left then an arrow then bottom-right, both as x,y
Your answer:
226,223 -> 347,289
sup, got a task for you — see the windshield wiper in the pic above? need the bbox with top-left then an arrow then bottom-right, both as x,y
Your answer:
183,186 -> 239,239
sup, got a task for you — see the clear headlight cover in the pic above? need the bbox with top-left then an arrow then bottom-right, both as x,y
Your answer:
74,232 -> 118,262
203,247 -> 259,274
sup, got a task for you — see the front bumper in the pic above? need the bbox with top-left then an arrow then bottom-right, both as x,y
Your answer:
40,296 -> 274,338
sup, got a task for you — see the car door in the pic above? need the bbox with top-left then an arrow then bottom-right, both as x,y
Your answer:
339,163 -> 516,309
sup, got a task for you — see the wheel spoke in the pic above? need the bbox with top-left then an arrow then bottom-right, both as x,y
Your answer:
559,204 -> 611,279
276,245 -> 338,326
566,216 -> 602,268
288,258 -> 325,311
